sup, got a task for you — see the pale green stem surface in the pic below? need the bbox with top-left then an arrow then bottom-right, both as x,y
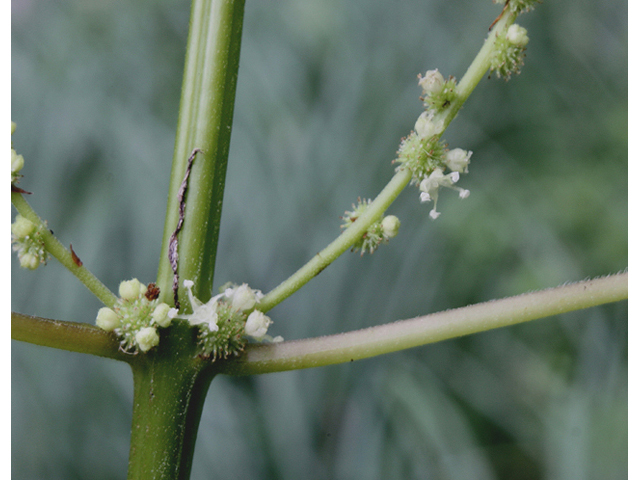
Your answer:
258,169 -> 412,312
11,311 -> 127,361
222,272 -> 628,375
258,10 -> 517,313
11,192 -> 119,308
156,0 -> 246,308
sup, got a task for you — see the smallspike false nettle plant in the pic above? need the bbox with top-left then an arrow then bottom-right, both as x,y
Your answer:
11,0 -> 627,478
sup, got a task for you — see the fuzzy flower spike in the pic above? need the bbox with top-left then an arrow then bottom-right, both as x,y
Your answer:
168,279 -> 278,359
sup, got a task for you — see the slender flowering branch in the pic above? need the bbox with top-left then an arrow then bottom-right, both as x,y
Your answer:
258,169 -> 412,312
11,192 -> 119,308
221,272 -> 628,375
259,9 -> 524,313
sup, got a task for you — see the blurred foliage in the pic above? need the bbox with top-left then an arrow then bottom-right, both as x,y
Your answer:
11,0 -> 627,478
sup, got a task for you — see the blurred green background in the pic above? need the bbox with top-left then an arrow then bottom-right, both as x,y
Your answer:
11,0 -> 627,478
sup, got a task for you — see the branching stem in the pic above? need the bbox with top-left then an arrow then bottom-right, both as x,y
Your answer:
11,192 -> 119,307
259,10 -> 517,313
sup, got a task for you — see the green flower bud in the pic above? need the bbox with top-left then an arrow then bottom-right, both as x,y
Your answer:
445,148 -> 472,173
119,278 -> 143,301
151,303 -> 173,328
19,252 -> 40,270
135,327 -> 160,352
506,24 -> 529,47
227,283 -> 262,311
96,307 -> 121,331
11,150 -> 24,176
414,111 -> 443,140
418,69 -> 445,96
11,214 -> 36,239
381,215 -> 401,239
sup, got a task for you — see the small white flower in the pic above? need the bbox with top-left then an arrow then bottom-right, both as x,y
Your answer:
96,307 -> 121,331
418,69 -> 445,96
419,168 -> 458,198
245,310 -> 272,339
135,327 -> 160,352
444,148 -> 472,173
172,280 -> 220,332
418,168 -> 468,219
506,24 -> 529,47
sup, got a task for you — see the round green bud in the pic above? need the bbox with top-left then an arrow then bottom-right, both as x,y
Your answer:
228,284 -> 258,311
418,69 -> 445,96
119,278 -> 143,301
96,307 -> 121,331
506,24 -> 529,47
445,148 -> 472,173
12,215 -> 36,239
11,150 -> 24,175
19,252 -> 40,270
135,327 -> 160,352
381,215 -> 401,239
152,303 -> 173,328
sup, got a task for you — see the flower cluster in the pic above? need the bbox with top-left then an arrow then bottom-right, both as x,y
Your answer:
168,280 -> 280,360
418,69 -> 457,112
11,214 -> 49,270
490,24 -> 529,80
341,198 -> 400,255
11,122 -> 24,185
95,278 -> 173,353
393,71 -> 472,219
418,150 -> 472,219
493,0 -> 540,15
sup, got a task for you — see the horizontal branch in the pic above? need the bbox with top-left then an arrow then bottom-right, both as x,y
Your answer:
219,272 -> 628,375
11,312 -> 131,362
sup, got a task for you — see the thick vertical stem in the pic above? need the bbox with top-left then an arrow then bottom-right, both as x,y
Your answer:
157,0 -> 246,308
126,324 -> 216,480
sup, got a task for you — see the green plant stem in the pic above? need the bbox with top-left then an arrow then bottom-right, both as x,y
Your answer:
258,169 -> 412,312
156,0 -> 246,308
436,10 -> 516,127
127,323 -> 214,480
11,311 -> 128,361
259,10 -> 519,313
11,192 -> 119,307
221,272 -> 628,375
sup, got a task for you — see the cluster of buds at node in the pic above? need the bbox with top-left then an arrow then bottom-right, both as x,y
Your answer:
393,70 -> 473,219
341,198 -> 401,255
95,278 -> 173,353
11,214 -> 49,269
418,69 -> 458,112
168,280 -> 281,360
490,24 -> 529,80
11,122 -> 24,185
